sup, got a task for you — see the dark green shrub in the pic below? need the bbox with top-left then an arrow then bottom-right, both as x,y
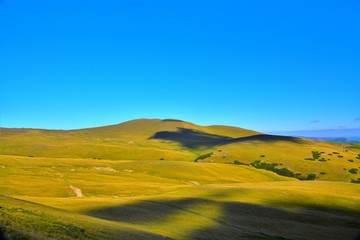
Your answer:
351,178 -> 360,184
305,174 -> 317,180
348,168 -> 358,174
338,155 -> 344,158
275,168 -> 294,177
318,159 -> 327,162
320,172 -> 326,175
333,152 -> 339,154
328,154 -> 332,156
195,152 -> 213,162
249,160 -> 294,178
250,160 -> 278,171
348,159 -> 354,162
304,158 -> 315,161
311,151 -> 321,160
218,150 -> 222,152
160,158 -> 165,160
260,155 -> 265,158
234,160 -> 249,166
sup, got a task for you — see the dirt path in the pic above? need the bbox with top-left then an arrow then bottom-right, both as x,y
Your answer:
189,181 -> 201,187
69,185 -> 83,197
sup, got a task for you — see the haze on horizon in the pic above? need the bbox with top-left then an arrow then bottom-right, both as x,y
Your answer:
0,0 -> 359,132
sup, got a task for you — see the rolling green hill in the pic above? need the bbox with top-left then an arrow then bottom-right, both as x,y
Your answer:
1,119 -> 359,182
1,119 -> 360,239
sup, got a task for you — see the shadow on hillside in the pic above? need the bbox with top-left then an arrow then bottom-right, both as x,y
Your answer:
149,128 -> 302,149
86,198 -> 360,240
161,119 -> 185,122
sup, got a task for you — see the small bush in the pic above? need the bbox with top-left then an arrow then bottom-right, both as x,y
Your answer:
260,155 -> 265,158
333,152 -> 339,154
234,160 -> 249,166
218,150 -> 222,152
328,154 -> 332,156
320,172 -> 326,175
311,151 -> 321,160
348,159 -> 354,163
351,178 -> 360,184
160,158 -> 165,160
348,168 -> 358,174
318,159 -> 327,162
304,158 -> 315,161
338,155 -> 344,158
275,168 -> 294,177
305,173 -> 317,180
195,152 -> 213,162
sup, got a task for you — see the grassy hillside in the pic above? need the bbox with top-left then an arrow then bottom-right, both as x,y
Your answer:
0,195 -> 164,240
1,155 -> 360,240
0,155 -> 293,198
1,119 -> 360,239
1,119 -> 359,182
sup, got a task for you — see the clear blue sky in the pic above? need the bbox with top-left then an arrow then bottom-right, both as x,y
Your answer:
1,0 -> 359,132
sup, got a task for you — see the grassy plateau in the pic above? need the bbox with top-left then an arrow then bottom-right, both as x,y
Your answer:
0,119 -> 359,239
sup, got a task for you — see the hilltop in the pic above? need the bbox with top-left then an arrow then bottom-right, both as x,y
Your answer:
1,118 -> 359,182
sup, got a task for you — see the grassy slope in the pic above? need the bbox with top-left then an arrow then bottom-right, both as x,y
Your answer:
1,119 -> 360,239
0,195 -> 164,240
1,119 -> 359,182
0,118 -> 262,160
1,155 -> 360,240
0,155 -> 293,198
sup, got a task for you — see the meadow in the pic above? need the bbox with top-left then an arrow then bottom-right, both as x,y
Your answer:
1,119 -> 360,239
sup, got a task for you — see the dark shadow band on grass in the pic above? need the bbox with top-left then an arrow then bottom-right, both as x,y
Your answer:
86,197 -> 360,240
149,128 -> 303,149
0,195 -> 168,240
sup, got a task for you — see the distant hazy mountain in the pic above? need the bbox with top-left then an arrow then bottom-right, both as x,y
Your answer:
269,128 -> 360,143
304,137 -> 360,143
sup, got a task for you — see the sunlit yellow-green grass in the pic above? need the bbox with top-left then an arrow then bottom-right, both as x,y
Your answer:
204,140 -> 360,182
0,155 -> 293,197
1,119 -> 360,239
1,154 -> 360,239
1,119 -> 359,183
